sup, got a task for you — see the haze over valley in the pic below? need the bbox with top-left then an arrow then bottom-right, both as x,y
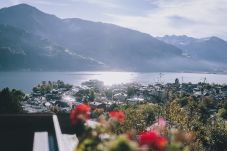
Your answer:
0,4 -> 227,72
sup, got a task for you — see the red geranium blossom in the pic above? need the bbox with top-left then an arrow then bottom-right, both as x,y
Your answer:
154,137 -> 168,151
139,131 -> 159,146
70,104 -> 90,125
139,130 -> 167,151
109,111 -> 125,123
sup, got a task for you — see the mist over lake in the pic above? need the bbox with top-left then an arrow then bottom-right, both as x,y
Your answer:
1,71 -> 227,92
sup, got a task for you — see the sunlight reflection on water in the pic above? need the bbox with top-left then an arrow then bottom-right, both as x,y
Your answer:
82,72 -> 136,85
0,71 -> 227,92
70,72 -> 227,86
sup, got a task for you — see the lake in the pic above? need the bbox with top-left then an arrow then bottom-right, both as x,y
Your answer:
0,71 -> 227,92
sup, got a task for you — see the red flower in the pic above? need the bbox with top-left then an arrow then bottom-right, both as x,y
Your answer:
139,130 -> 167,151
70,104 -> 90,125
154,137 -> 168,151
109,111 -> 125,123
139,131 -> 159,146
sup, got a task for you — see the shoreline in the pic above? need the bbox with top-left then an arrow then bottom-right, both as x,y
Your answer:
0,70 -> 227,75
1,72 -> 227,93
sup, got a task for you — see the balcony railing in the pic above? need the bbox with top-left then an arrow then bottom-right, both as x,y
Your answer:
0,114 -> 78,151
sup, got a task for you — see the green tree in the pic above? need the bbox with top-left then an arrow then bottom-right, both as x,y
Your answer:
0,88 -> 24,113
197,104 -> 210,123
209,127 -> 227,151
89,90 -> 95,102
127,87 -> 137,98
223,100 -> 227,110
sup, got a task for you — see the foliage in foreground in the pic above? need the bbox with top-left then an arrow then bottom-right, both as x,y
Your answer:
0,88 -> 25,113
70,103 -> 201,151
70,97 -> 227,151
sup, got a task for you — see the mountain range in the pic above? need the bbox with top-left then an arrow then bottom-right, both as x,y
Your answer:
0,4 -> 226,72
157,35 -> 227,65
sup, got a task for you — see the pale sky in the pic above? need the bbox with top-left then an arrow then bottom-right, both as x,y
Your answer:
1,0 -> 227,40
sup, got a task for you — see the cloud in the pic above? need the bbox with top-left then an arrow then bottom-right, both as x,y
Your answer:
167,15 -> 196,28
106,0 -> 227,40
1,0 -> 227,39
9,0 -> 20,5
70,0 -> 157,16
30,1 -> 69,6
70,0 -> 118,8
3,0 -> 68,6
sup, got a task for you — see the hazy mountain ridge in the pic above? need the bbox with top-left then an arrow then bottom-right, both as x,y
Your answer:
0,24 -> 103,70
0,4 -> 226,71
157,35 -> 227,65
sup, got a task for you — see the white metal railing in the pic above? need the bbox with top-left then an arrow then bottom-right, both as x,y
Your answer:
33,132 -> 49,151
33,115 -> 78,151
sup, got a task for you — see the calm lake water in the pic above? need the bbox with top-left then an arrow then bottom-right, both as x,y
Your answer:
0,71 -> 227,92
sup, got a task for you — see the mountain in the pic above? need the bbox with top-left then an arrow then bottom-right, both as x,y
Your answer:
157,35 -> 227,65
0,4 -> 190,71
0,24 -> 103,70
0,4 -> 223,71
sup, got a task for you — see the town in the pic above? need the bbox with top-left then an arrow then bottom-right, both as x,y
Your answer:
23,79 -> 227,118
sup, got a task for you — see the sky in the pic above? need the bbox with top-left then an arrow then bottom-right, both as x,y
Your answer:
1,0 -> 227,40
